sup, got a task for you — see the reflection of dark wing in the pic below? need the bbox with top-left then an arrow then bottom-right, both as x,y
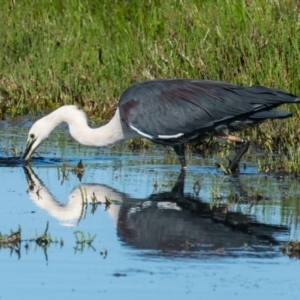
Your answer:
117,172 -> 288,256
117,200 -> 287,256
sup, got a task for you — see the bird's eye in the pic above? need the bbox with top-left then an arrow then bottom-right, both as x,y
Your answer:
30,133 -> 35,139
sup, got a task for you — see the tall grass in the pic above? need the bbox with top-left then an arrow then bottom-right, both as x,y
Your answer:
0,0 -> 299,119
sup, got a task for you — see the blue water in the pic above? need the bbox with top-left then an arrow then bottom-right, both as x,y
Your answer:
0,124 -> 299,299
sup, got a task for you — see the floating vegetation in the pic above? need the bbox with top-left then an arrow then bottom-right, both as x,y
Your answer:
0,225 -> 21,253
104,196 -> 111,210
0,222 -> 63,260
280,241 -> 300,259
59,159 -> 85,184
35,221 -> 54,248
71,160 -> 85,181
78,192 -> 113,223
0,223 -> 106,260
30,222 -> 64,261
74,231 -> 97,253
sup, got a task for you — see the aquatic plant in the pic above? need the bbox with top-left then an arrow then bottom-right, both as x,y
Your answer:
74,230 -> 97,253
0,223 -> 64,261
281,240 -> 300,259
0,225 -> 21,252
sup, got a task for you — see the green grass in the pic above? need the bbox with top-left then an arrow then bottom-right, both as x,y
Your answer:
1,0 -> 299,117
1,0 -> 300,171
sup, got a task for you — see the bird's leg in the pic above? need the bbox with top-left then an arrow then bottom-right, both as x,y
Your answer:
219,135 -> 250,173
170,170 -> 186,197
228,140 -> 249,172
173,144 -> 187,170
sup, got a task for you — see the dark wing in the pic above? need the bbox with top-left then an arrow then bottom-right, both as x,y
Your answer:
119,79 -> 298,139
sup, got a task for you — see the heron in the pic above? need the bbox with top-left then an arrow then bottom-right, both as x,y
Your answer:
22,79 -> 299,171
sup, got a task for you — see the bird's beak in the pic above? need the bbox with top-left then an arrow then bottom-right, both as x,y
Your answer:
23,166 -> 35,188
21,138 -> 36,161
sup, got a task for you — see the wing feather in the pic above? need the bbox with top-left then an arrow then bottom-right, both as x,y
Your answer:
119,80 -> 298,138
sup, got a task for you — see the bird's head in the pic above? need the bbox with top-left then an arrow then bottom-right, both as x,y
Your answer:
22,117 -> 53,161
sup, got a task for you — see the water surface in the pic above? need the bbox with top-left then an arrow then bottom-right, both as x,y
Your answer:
0,123 -> 299,299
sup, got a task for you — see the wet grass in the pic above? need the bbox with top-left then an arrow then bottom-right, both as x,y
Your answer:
1,0 -> 300,171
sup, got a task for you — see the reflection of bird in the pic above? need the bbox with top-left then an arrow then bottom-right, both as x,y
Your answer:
23,166 -> 287,257
24,166 -> 122,227
22,80 -> 299,171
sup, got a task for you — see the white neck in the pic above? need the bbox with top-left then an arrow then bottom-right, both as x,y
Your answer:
44,105 -> 137,147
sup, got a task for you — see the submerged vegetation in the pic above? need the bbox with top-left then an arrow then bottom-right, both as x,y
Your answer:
1,0 -> 300,171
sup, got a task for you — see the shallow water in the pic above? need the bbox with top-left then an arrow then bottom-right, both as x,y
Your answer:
0,122 -> 300,299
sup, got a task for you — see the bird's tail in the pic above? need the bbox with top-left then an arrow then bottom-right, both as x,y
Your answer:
249,86 -> 299,104
250,110 -> 292,119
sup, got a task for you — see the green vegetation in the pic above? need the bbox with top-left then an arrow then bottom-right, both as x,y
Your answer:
281,240 -> 300,258
1,0 -> 300,171
0,222 -> 63,260
0,225 -> 21,251
1,0 -> 299,116
0,223 -> 101,260
74,230 -> 96,252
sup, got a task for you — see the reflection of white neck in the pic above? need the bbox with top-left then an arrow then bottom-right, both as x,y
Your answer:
26,169 -> 123,227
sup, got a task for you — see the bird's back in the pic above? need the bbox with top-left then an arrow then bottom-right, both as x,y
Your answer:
118,79 -> 299,143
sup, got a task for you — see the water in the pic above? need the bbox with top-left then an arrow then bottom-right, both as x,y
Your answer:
0,121 -> 300,299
